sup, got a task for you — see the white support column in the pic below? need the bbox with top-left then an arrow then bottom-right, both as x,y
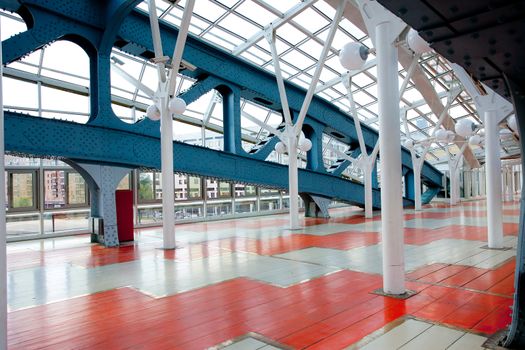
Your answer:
377,20 -> 405,295
505,166 -> 514,202
287,133 -> 299,229
414,166 -> 422,210
464,169 -> 471,199
480,166 -> 486,197
363,162 -> 373,218
0,16 -> 6,350
160,96 -> 176,249
485,110 -> 504,248
449,162 -> 458,205
147,0 -> 194,249
508,166 -> 514,201
472,169 -> 478,197
412,157 -> 423,211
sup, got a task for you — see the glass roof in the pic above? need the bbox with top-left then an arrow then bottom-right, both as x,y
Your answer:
1,0 -> 520,172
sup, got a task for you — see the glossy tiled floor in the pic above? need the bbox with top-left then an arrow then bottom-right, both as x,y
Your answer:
6,199 -> 520,349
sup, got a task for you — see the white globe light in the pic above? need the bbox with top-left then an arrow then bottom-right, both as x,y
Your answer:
404,139 -> 414,149
455,119 -> 474,137
275,141 -> 286,154
168,97 -> 186,114
446,130 -> 456,142
299,138 -> 312,152
508,115 -> 518,132
407,28 -> 431,54
146,104 -> 161,121
339,42 -> 368,71
435,129 -> 448,142
469,134 -> 481,146
299,131 -> 306,143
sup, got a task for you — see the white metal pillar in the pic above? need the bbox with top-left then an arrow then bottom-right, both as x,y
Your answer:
503,166 -> 512,202
485,110 -> 504,248
377,20 -> 405,295
449,164 -> 458,205
147,0 -> 194,249
160,97 -> 176,248
363,162 -> 374,218
413,161 -> 422,211
287,133 -> 299,229
472,169 -> 479,197
0,16 -> 7,350
480,166 -> 486,196
464,169 -> 471,199
507,166 -> 514,201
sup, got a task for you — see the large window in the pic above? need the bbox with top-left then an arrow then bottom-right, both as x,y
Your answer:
138,172 -> 155,202
4,156 -> 316,240
175,174 -> 188,200
44,170 -> 88,209
67,173 -> 87,205
188,176 -> 202,199
117,173 -> 131,190
206,179 -> 232,199
44,170 -> 65,208
8,171 -> 36,211
235,184 -> 257,197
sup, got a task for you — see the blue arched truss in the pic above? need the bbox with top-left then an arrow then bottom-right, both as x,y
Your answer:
1,0 -> 443,209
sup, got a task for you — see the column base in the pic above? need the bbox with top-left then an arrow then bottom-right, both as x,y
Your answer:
371,288 -> 417,300
156,245 -> 184,251
481,245 -> 512,251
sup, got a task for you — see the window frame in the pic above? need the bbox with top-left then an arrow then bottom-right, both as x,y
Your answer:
7,169 -> 38,212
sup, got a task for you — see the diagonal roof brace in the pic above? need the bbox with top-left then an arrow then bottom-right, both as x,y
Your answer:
324,0 -> 480,168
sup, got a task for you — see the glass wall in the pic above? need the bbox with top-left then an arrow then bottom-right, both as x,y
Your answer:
5,155 -> 311,240
6,156 -> 90,240
135,170 -> 296,226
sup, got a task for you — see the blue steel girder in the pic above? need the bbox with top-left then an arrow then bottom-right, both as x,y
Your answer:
116,9 -> 442,186
0,0 -> 443,198
5,111 -> 412,209
2,9 -> 101,65
117,10 -> 378,145
0,0 -> 20,12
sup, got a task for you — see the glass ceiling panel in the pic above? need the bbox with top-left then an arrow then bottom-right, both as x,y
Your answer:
2,1 -> 519,166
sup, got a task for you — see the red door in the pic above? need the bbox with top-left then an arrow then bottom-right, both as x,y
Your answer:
115,190 -> 134,242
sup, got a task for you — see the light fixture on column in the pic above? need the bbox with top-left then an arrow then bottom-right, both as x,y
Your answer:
455,119 -> 475,138
469,134 -> 482,146
168,97 -> 186,114
274,141 -> 287,154
435,128 -> 449,143
403,139 -> 414,149
298,131 -> 312,152
507,115 -> 518,132
146,104 -> 161,121
339,42 -> 371,71
406,28 -> 432,54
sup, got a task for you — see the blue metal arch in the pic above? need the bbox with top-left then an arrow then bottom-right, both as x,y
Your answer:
0,0 -> 443,208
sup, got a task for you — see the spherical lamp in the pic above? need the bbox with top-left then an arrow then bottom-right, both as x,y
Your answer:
508,115 -> 518,132
455,119 -> 474,138
146,104 -> 161,121
469,134 -> 481,146
275,141 -> 287,154
407,28 -> 431,54
339,42 -> 369,71
446,130 -> 456,142
168,97 -> 186,114
435,129 -> 448,142
299,131 -> 306,143
299,138 -> 312,152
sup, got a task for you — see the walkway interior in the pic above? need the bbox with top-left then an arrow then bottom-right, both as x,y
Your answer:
6,199 -> 519,349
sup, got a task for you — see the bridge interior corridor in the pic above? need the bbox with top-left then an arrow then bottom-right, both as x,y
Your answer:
6,199 -> 519,349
